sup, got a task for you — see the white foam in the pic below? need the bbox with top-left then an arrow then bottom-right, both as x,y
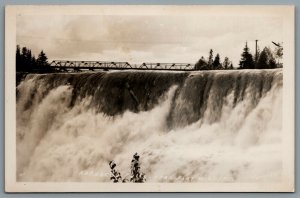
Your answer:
16,71 -> 282,182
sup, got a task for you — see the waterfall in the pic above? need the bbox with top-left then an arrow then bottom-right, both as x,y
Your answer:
16,69 -> 282,182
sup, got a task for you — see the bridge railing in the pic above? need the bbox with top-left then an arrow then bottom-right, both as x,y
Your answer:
50,60 -> 195,71
139,62 -> 194,70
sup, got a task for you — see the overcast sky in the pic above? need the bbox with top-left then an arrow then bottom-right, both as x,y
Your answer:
16,14 -> 283,66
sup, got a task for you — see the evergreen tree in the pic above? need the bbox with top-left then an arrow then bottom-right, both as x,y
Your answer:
36,50 -> 49,66
21,47 -> 27,57
27,50 -> 32,68
239,42 -> 255,69
16,45 -> 21,71
31,55 -> 37,68
20,47 -> 33,71
207,49 -> 214,69
223,57 -> 230,69
257,48 -> 268,69
21,47 -> 27,69
212,53 -> 221,69
257,47 -> 277,69
195,56 -> 208,70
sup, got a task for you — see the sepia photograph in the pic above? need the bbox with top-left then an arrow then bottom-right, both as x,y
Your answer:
5,5 -> 295,192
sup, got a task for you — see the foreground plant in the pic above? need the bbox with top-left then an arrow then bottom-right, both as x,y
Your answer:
109,153 -> 146,183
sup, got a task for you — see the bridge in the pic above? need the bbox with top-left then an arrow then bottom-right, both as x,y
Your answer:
49,60 -> 196,71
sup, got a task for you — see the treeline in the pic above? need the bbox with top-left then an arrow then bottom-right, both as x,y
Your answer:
195,49 -> 233,70
16,45 -> 54,72
239,42 -> 283,69
195,41 -> 283,70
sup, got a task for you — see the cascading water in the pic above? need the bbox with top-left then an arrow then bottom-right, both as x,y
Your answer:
16,69 -> 282,182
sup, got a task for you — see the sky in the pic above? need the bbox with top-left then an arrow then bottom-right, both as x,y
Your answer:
16,13 -> 283,67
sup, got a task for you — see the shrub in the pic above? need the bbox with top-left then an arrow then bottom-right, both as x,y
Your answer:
109,153 -> 146,183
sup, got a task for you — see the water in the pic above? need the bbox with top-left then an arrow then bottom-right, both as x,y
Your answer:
16,69 -> 282,182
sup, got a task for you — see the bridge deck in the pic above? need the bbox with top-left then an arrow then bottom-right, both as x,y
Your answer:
50,60 -> 196,71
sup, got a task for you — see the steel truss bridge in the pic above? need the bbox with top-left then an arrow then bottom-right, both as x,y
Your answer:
49,60 -> 196,71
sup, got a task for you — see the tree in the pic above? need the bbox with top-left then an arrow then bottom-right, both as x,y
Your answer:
257,48 -> 268,69
195,50 -> 233,70
274,43 -> 283,68
257,47 -> 277,69
27,50 -> 33,68
36,50 -> 49,66
21,47 -> 28,68
264,47 -> 276,68
223,57 -> 231,69
195,56 -> 208,70
207,49 -> 214,69
16,46 -> 54,72
212,53 -> 222,69
16,45 -> 22,71
254,46 -> 261,66
31,55 -> 37,68
16,46 -> 34,71
239,42 -> 255,69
